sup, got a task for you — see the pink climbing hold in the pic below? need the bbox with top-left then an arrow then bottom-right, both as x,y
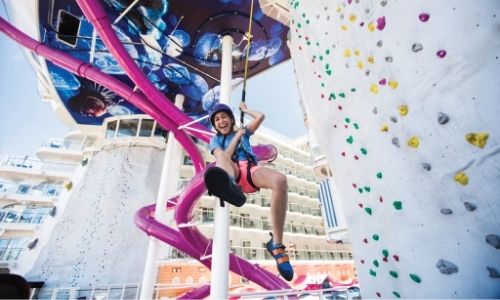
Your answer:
379,78 -> 387,85
347,0 -> 352,4
377,16 -> 386,30
419,13 -> 430,22
437,50 -> 447,58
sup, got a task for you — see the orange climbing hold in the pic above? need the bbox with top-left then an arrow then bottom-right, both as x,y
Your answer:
398,105 -> 409,116
465,132 -> 489,149
454,171 -> 469,185
407,136 -> 420,148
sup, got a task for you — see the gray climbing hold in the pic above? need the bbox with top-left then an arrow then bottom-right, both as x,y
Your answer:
380,0 -> 388,6
438,112 -> 450,124
421,162 -> 432,171
487,267 -> 500,278
464,202 -> 477,211
390,116 -> 398,123
377,40 -> 383,47
436,259 -> 459,274
365,70 -> 371,76
412,43 -> 424,52
392,137 -> 400,148
485,234 -> 500,249
440,208 -> 453,215
385,56 -> 393,63
373,107 -> 378,114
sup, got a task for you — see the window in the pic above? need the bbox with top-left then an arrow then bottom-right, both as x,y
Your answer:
17,184 -> 30,195
139,119 -> 154,137
56,10 -> 81,47
106,121 -> 117,139
154,124 -> 168,138
117,119 -> 139,137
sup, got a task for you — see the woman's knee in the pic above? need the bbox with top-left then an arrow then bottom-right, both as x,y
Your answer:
274,173 -> 288,192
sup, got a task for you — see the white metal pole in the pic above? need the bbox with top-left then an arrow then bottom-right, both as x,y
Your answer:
210,35 -> 233,299
140,94 -> 185,299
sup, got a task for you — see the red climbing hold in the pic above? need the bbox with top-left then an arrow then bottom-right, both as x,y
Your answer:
393,255 -> 400,262
379,196 -> 384,203
383,257 -> 388,262
363,238 -> 368,244
376,292 -> 381,298
376,17 -> 386,30
358,203 -> 364,208
437,50 -> 447,58
419,13 -> 430,22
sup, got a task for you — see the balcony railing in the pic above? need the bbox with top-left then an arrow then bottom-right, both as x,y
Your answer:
194,210 -> 325,237
0,181 -> 62,198
0,247 -> 24,263
1,157 -> 78,173
40,138 -> 86,151
0,208 -> 51,225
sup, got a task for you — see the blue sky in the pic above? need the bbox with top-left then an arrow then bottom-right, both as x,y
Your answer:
0,7 -> 305,157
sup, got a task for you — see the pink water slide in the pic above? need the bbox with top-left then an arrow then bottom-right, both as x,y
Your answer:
0,1 -> 290,297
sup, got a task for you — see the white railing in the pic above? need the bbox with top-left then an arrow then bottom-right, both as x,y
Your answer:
0,208 -> 51,225
40,138 -> 86,151
30,283 -> 140,300
0,246 -> 24,263
0,157 -> 78,173
0,180 -> 62,198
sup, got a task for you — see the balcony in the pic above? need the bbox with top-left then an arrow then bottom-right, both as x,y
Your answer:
36,138 -> 86,161
0,157 -> 78,181
0,181 -> 62,203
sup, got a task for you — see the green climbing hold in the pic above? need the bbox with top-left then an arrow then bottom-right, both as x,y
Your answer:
358,188 -> 363,194
364,207 -> 372,215
409,274 -> 421,283
346,136 -> 354,144
382,249 -> 389,257
389,271 -> 398,278
345,117 -> 351,123
353,123 -> 359,129
393,291 -> 401,298
370,269 -> 377,276
297,23 -> 302,28
306,19 -> 310,24
361,148 -> 368,155
321,83 -> 325,88
376,172 -> 383,179
326,69 -> 332,75
339,92 -> 346,98
326,49 -> 330,55
363,186 -> 371,192
372,234 -> 380,241
302,13 -> 306,18
373,260 -> 379,267
393,201 -> 403,210
319,55 -> 323,61
351,88 -> 356,92
329,93 -> 336,100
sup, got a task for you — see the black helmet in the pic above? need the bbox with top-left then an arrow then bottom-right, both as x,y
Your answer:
209,103 -> 235,127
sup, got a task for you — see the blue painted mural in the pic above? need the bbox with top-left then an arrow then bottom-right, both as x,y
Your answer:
38,0 -> 290,127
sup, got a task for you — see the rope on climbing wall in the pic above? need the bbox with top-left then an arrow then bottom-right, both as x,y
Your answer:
239,0 -> 255,127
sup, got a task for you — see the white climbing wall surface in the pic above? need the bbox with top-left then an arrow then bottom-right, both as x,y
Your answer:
289,0 -> 500,298
26,146 -> 163,287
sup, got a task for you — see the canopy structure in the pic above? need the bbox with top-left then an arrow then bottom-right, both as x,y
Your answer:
39,0 -> 290,126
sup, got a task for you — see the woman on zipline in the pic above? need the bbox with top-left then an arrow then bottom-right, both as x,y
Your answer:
205,101 -> 294,281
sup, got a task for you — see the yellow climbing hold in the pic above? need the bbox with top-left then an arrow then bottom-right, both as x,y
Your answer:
341,25 -> 348,31
407,136 -> 420,148
454,171 -> 469,185
343,49 -> 352,57
349,14 -> 357,22
367,56 -> 375,64
381,124 -> 389,132
388,80 -> 399,89
465,132 -> 489,149
354,49 -> 361,56
357,61 -> 364,69
398,105 -> 409,117
336,6 -> 342,12
368,22 -> 376,32
370,84 -> 379,94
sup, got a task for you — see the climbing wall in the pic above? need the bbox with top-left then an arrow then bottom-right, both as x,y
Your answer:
26,146 -> 163,287
289,0 -> 500,298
